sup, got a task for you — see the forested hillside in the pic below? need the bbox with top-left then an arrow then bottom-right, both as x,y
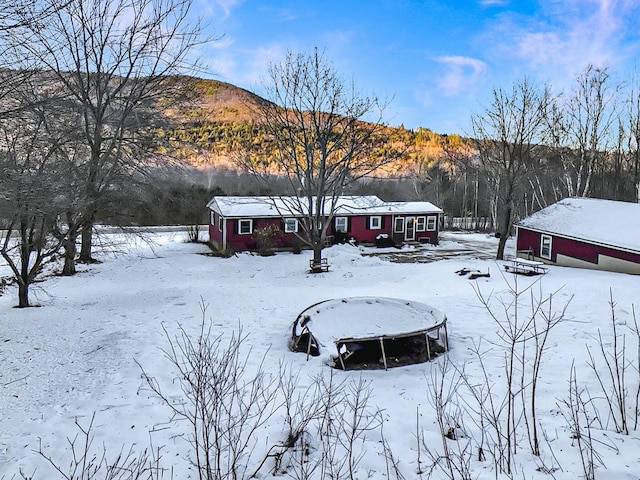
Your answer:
162,78 -> 467,175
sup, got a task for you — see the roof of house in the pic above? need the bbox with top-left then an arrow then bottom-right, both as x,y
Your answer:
517,197 -> 640,252
207,195 -> 443,218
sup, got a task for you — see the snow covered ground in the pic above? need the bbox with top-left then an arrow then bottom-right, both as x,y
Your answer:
1,231 -> 639,479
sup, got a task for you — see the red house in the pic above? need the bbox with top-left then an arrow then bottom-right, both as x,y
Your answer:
207,195 -> 443,252
515,197 -> 640,275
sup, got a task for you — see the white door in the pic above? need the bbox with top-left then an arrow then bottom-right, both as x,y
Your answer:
405,217 -> 415,241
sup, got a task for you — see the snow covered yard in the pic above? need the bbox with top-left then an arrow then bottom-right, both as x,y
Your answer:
1,231 -> 640,479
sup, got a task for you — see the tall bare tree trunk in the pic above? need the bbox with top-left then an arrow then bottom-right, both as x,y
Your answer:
313,241 -> 323,264
17,281 -> 29,308
62,237 -> 77,275
79,222 -> 94,263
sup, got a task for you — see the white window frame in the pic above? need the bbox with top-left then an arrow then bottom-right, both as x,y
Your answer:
218,215 -> 224,232
238,219 -> 253,235
369,215 -> 382,230
426,216 -> 436,231
394,217 -> 405,233
415,216 -> 426,232
335,216 -> 348,233
284,218 -> 298,233
540,234 -> 552,259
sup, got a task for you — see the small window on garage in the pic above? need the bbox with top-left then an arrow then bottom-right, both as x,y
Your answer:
540,234 -> 552,259
218,215 -> 224,232
284,218 -> 298,233
415,216 -> 426,231
426,216 -> 437,231
238,219 -> 253,235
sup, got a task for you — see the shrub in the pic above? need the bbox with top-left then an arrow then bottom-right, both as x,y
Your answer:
253,225 -> 281,256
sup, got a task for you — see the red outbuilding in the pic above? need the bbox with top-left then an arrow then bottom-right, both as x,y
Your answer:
207,195 -> 443,252
515,197 -> 640,275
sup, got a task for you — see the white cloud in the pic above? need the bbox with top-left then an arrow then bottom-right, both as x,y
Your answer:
323,29 -> 355,49
215,0 -> 243,19
478,0 -> 509,6
208,35 -> 235,50
488,0 -> 640,84
197,0 -> 243,20
238,44 -> 288,87
434,56 -> 488,96
414,87 -> 433,109
206,52 -> 237,80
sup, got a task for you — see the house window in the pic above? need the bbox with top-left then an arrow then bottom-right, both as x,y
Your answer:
238,219 -> 253,235
369,216 -> 382,230
284,218 -> 298,233
218,215 -> 223,232
415,216 -> 426,232
426,216 -> 436,231
335,217 -> 348,233
394,217 -> 405,233
540,234 -> 552,259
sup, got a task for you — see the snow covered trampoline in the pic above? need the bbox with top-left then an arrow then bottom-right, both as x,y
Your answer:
290,297 -> 448,370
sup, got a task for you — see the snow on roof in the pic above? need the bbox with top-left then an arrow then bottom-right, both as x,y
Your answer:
517,197 -> 640,252
295,297 -> 446,346
207,195 -> 442,218
207,196 -> 288,218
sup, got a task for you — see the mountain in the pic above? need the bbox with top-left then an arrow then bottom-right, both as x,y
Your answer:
165,78 -> 471,175
185,78 -> 273,123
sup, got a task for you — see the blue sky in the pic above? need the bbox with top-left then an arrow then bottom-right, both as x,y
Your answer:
195,0 -> 640,134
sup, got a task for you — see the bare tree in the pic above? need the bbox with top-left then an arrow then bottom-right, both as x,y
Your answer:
0,77 -> 66,307
561,65 -> 619,197
240,49 -> 399,267
471,77 -> 548,260
139,315 -> 281,480
8,0 -> 206,266
0,1 -> 65,33
624,71 -> 640,202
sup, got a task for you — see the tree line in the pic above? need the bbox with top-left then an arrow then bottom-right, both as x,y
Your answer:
170,64 -> 640,263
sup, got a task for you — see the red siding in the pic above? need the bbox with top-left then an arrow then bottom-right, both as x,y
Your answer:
339,215 -> 393,243
516,228 -> 541,256
417,215 -> 439,244
210,212 -> 441,251
209,212 -> 223,246
338,214 -> 440,244
517,227 -> 640,266
225,218 -> 282,251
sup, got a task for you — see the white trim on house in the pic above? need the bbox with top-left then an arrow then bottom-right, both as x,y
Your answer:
426,216 -> 436,231
238,219 -> 253,235
394,217 -> 405,233
415,216 -> 426,232
405,217 -> 416,241
335,216 -> 348,233
369,215 -> 382,229
540,234 -> 552,259
284,218 -> 298,233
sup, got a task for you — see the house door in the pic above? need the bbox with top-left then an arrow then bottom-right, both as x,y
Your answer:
405,217 -> 415,241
